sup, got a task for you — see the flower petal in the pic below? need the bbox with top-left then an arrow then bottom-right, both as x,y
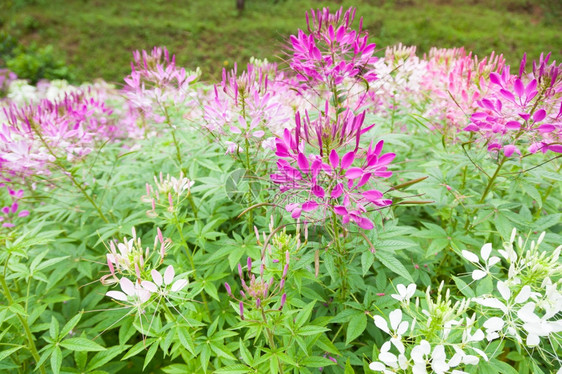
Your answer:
462,250 -> 479,263
374,315 -> 390,334
106,290 -> 128,301
120,277 -> 135,296
164,265 -> 175,285
141,281 -> 158,293
171,279 -> 188,292
480,243 -> 492,261
151,269 -> 163,287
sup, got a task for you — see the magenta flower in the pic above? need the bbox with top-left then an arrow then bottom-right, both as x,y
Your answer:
463,53 -> 561,156
0,186 -> 30,228
271,131 -> 394,230
290,7 -> 377,86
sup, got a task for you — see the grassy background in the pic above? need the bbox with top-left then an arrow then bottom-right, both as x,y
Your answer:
1,0 -> 561,84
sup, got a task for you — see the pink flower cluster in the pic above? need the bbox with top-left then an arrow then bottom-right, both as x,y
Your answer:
270,7 -> 394,231
290,7 -> 377,86
0,90 -> 118,179
202,62 -> 296,155
271,127 -> 394,229
124,47 -> 199,126
464,53 -> 562,156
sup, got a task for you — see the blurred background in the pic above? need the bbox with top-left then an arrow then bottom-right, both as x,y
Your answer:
1,0 -> 561,85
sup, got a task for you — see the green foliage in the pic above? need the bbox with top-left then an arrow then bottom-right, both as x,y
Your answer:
0,0 -> 560,82
5,43 -> 74,84
0,32 -> 74,84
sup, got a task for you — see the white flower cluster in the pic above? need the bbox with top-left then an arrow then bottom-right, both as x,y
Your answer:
371,45 -> 428,107
467,229 -> 562,349
102,227 -> 171,285
103,227 -> 188,313
371,283 -> 486,374
371,228 -> 562,372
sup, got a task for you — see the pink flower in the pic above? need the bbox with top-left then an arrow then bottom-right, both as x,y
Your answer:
289,7 -> 377,86
270,134 -> 393,230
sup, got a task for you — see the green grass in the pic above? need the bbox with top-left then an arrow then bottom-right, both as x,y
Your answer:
2,0 -> 561,84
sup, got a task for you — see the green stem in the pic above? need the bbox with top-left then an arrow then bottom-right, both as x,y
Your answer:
534,162 -> 562,218
66,169 -> 109,223
161,302 -> 177,322
29,121 -> 109,223
479,156 -> 507,204
260,308 -> 284,374
186,194 -> 198,219
0,272 -> 46,374
163,107 -> 185,173
173,214 -> 210,316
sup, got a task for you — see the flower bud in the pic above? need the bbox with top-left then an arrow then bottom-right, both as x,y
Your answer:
279,293 -> 286,310
282,264 -> 289,279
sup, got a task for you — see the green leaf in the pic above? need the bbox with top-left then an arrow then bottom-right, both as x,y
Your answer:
60,312 -> 82,338
143,341 -> 159,370
238,339 -> 252,366
60,337 -> 106,352
521,183 -> 541,207
87,346 -> 128,371
344,359 -> 355,374
361,251 -> 375,276
118,316 -> 136,345
452,276 -> 475,298
315,335 -> 341,356
376,250 -> 414,283
51,346 -> 62,374
301,356 -> 337,368
214,365 -> 252,374
74,350 -> 87,371
295,301 -> 316,328
49,316 -> 60,340
0,347 -> 22,362
177,326 -> 195,355
36,256 -> 70,271
346,313 -> 367,345
490,359 -> 519,374
297,325 -> 329,336
122,339 -> 155,360
210,342 -> 236,360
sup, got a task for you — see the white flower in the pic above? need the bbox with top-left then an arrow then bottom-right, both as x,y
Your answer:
482,316 -> 505,340
225,141 -> 243,155
154,172 -> 194,196
430,345 -> 450,374
377,341 -> 408,371
391,283 -> 417,303
374,309 -> 409,352
517,302 -> 562,347
451,345 -> 480,366
141,265 -> 188,295
410,340 -> 431,374
106,277 -> 151,305
462,243 -> 500,280
368,361 -> 395,374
